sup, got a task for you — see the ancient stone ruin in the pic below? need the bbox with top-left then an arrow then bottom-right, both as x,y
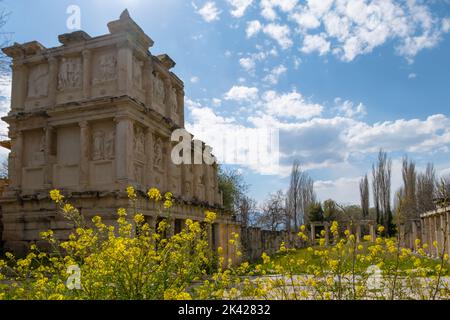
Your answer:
0,10 -> 241,257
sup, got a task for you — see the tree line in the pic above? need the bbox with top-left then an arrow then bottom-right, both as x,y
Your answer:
219,149 -> 448,236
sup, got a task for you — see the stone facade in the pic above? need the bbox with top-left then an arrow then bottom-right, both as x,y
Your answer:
0,10 -> 240,257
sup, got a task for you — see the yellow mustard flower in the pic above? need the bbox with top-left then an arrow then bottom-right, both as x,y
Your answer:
204,210 -> 217,223
126,186 -> 137,200
147,187 -> 162,201
49,189 -> 64,203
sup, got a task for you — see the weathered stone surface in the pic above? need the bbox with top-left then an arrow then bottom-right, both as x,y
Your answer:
0,10 -> 229,255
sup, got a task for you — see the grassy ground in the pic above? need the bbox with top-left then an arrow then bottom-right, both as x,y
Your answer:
262,244 -> 450,276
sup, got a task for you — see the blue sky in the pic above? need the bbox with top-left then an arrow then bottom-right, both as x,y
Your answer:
1,0 -> 450,206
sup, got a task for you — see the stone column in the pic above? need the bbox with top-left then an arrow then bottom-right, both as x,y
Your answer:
115,116 -> 134,187
43,126 -> 54,188
163,77 -> 172,118
369,224 -> 376,242
431,214 -> 438,255
439,214 -> 445,256
144,60 -> 154,108
48,57 -> 58,106
446,211 -> 450,256
426,217 -> 432,254
117,41 -> 133,96
204,164 -> 213,205
193,164 -> 204,201
324,223 -> 330,246
82,50 -> 92,99
145,128 -> 154,187
9,131 -> 23,190
356,224 -> 362,243
79,121 -> 90,189
176,87 -> 185,127
411,221 -> 418,248
11,64 -> 28,112
310,224 -> 316,245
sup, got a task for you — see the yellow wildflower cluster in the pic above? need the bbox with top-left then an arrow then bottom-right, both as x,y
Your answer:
147,187 -> 162,201
50,189 -> 64,203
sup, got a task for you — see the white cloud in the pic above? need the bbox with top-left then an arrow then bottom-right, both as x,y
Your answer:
293,56 -> 301,69
261,0 -> 299,20
212,98 -> 222,107
246,20 -> 262,37
238,48 -> 278,71
0,73 -> 11,137
262,90 -> 323,120
197,2 -> 221,22
224,86 -> 259,101
408,73 -> 417,79
187,83 -> 450,188
315,177 -> 362,204
263,23 -> 293,49
301,33 -> 331,55
334,98 -> 367,118
280,0 -> 450,62
239,57 -> 256,71
443,18 -> 450,33
263,64 -> 287,85
228,0 -> 253,18
190,76 -> 199,83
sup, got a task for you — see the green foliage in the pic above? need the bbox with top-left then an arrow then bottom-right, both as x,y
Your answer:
217,167 -> 248,213
307,202 -> 324,222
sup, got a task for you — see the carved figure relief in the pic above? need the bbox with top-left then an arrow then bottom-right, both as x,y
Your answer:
134,126 -> 145,157
104,131 -> 115,160
184,181 -> 191,195
168,86 -> 178,114
92,131 -> 105,161
197,173 -> 204,186
31,135 -> 46,167
28,64 -> 49,98
94,54 -> 117,84
152,74 -> 165,105
58,57 -> 82,91
134,165 -> 143,184
133,57 -> 143,90
153,136 -> 163,169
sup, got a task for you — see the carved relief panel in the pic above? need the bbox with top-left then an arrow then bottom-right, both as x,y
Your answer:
167,86 -> 178,115
54,126 -> 81,188
91,121 -> 115,161
23,129 -> 46,168
133,57 -> 143,90
89,121 -> 115,187
152,73 -> 165,107
93,52 -> 117,85
168,161 -> 181,196
58,57 -> 82,91
152,134 -> 165,190
28,64 -> 49,99
91,50 -> 118,98
153,135 -> 163,170
134,125 -> 145,162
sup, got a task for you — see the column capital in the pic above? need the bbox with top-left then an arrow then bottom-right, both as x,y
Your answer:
82,49 -> 91,57
114,114 -> 132,123
79,120 -> 89,128
48,56 -> 58,64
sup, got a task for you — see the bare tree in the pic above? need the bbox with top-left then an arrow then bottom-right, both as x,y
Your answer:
417,163 -> 437,214
401,156 -> 418,220
0,2 -> 11,73
372,149 -> 393,235
0,157 -> 7,179
286,160 -> 316,231
257,190 -> 286,231
359,174 -> 369,218
237,195 -> 257,228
